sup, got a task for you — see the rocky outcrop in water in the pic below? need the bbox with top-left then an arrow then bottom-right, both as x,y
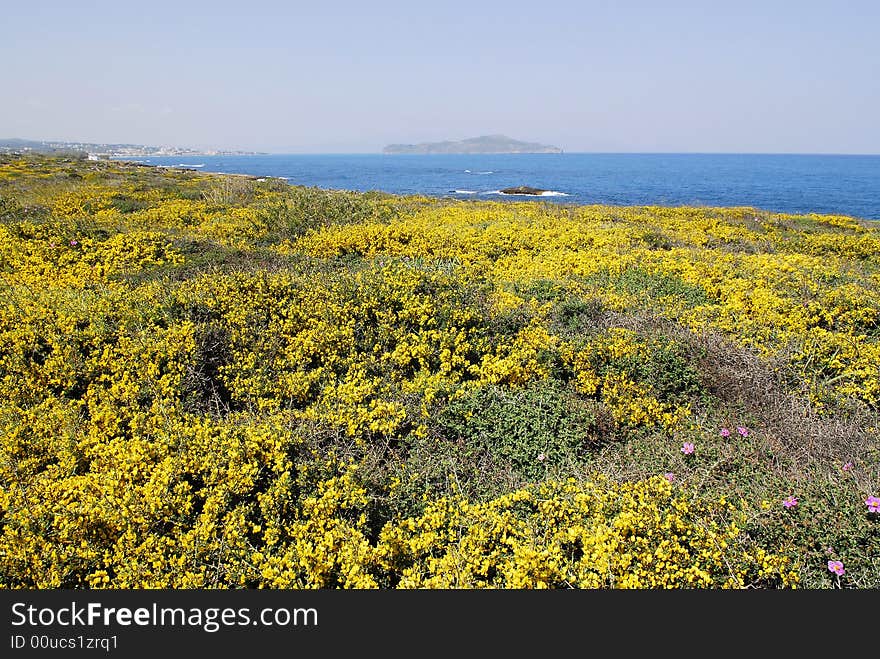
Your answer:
499,186 -> 547,195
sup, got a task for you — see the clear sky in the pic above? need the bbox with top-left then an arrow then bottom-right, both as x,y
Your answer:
3,0 -> 878,153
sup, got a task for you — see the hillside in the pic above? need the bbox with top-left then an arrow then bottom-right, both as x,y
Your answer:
383,134 -> 562,154
1,154 -> 878,589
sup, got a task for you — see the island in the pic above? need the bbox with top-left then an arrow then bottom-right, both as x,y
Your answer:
383,134 -> 562,154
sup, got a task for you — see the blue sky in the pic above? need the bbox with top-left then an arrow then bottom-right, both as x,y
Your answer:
3,0 -> 878,153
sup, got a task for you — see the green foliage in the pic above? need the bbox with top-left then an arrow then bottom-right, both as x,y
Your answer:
603,333 -> 706,407
0,194 -> 21,221
743,476 -> 880,588
613,266 -> 712,308
438,380 -> 598,482
256,186 -> 381,242
108,194 -> 149,214
549,295 -> 606,337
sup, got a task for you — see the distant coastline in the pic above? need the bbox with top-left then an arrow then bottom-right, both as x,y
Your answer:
0,137 -> 264,158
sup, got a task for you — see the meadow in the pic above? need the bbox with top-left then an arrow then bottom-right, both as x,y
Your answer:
1,154 -> 878,588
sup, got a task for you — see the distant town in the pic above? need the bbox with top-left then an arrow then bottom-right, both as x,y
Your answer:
0,138 -> 263,158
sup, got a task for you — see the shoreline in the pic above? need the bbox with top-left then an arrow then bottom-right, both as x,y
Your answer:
68,154 -> 880,222
114,159 -> 880,223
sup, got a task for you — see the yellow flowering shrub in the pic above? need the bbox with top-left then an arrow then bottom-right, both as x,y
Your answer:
377,476 -> 797,588
2,154 -> 877,589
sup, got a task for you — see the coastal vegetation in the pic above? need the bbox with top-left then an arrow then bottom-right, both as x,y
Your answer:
1,154 -> 878,589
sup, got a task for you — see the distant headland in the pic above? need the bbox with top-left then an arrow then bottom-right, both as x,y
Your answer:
383,134 -> 563,155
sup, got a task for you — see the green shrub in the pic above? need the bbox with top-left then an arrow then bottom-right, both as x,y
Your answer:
256,187 -> 378,241
438,379 -> 599,482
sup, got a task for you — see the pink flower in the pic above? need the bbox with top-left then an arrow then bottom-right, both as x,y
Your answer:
69,239 -> 78,246
827,560 -> 844,576
866,496 -> 880,513
537,453 -> 546,462
681,442 -> 695,455
720,428 -> 731,438
664,472 -> 675,482
783,495 -> 798,509
736,426 -> 749,437
842,462 -> 854,472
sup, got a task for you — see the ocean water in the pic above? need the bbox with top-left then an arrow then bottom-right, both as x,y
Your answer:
124,153 -> 880,220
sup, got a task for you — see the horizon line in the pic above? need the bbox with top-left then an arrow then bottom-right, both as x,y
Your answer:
5,138 -> 880,158
123,150 -> 880,157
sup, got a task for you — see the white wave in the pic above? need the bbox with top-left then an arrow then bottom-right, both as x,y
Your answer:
464,169 -> 471,173
540,190 -> 568,196
178,163 -> 204,168
477,171 -> 493,175
453,189 -> 478,194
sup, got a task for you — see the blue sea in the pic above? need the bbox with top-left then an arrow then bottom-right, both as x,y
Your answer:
123,153 -> 880,221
